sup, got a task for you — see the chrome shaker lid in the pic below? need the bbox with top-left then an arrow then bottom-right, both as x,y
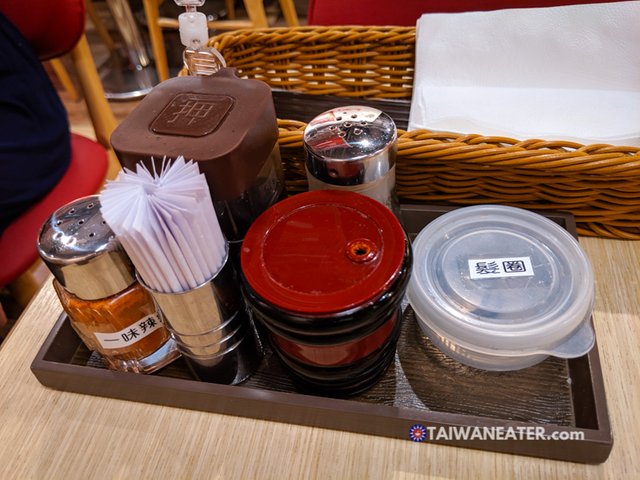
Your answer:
303,106 -> 397,186
37,195 -> 136,300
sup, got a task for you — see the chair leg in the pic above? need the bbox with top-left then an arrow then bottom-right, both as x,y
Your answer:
278,0 -> 300,26
69,35 -> 118,150
243,0 -> 269,28
142,0 -> 170,82
85,0 -> 117,52
225,0 -> 236,20
106,149 -> 123,181
48,59 -> 80,102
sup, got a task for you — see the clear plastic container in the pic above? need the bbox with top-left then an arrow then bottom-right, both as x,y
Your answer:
407,205 -> 595,371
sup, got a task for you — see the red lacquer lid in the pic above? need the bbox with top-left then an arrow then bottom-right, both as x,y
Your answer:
241,190 -> 406,315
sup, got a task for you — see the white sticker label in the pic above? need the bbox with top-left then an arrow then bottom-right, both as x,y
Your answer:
94,314 -> 163,349
468,257 -> 534,280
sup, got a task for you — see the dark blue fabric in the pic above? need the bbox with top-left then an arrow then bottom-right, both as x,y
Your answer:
0,12 -> 71,235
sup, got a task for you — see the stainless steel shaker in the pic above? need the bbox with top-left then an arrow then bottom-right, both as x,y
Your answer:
303,105 -> 400,217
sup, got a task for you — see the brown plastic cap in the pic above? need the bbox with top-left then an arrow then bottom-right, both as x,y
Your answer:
110,69 -> 278,201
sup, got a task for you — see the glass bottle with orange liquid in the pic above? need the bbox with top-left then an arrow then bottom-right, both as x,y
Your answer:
38,195 -> 180,373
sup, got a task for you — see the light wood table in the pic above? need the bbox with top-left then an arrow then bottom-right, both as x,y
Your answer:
0,236 -> 638,479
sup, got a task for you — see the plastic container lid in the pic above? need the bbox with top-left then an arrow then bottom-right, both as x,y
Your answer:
241,190 -> 406,315
407,205 -> 595,360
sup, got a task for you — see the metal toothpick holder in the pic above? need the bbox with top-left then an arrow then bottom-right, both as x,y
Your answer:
140,251 -> 262,384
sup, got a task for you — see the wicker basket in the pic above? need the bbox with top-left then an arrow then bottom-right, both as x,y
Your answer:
210,26 -> 640,239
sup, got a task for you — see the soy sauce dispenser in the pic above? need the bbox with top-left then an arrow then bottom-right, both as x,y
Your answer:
110,70 -> 285,254
111,0 -> 284,254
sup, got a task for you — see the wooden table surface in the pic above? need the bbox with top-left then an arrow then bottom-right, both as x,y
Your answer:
0,236 -> 638,479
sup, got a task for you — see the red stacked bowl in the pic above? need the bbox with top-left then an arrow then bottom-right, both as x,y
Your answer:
241,190 -> 411,396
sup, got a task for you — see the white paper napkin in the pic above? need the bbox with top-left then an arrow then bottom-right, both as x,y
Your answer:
408,1 -> 640,146
100,157 -> 226,293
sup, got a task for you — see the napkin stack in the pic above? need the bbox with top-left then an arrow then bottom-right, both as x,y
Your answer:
408,1 -> 640,146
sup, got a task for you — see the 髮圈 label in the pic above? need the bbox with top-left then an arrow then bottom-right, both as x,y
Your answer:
468,256 -> 534,280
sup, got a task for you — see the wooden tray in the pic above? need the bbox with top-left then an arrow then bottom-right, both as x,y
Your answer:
31,205 -> 612,464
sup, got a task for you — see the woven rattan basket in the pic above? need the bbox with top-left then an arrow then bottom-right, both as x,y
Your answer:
210,26 -> 640,239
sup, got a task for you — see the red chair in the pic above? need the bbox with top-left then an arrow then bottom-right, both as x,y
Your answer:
308,0 -> 627,26
0,0 -> 117,306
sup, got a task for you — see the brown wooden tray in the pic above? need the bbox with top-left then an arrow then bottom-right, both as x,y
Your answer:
31,205 -> 612,464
